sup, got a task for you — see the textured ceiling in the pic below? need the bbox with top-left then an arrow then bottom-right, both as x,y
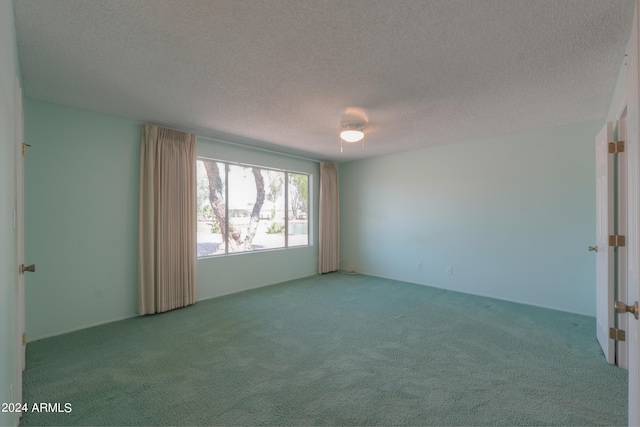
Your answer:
13,0 -> 636,162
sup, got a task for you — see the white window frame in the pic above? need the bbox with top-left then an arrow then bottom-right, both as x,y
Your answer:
197,157 -> 311,258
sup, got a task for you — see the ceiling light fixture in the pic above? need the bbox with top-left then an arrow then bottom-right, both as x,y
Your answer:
339,108 -> 368,153
340,123 -> 365,143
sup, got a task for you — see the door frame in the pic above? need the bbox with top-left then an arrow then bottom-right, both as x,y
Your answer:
13,75 -> 24,425
615,109 -> 629,370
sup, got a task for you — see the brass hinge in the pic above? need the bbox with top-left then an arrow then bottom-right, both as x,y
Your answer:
608,141 -> 625,153
22,333 -> 26,345
610,327 -> 626,341
21,143 -> 31,156
609,235 -> 626,247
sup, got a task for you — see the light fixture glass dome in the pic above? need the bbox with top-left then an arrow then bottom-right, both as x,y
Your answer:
340,129 -> 365,143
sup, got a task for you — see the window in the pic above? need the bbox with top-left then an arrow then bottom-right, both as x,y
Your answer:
196,158 -> 309,257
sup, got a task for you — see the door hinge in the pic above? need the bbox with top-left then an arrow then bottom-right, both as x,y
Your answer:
609,235 -> 626,247
22,333 -> 26,345
21,143 -> 31,156
608,141 -> 625,153
609,327 -> 626,341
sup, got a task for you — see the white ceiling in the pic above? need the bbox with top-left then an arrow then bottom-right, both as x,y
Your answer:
13,0 -> 636,162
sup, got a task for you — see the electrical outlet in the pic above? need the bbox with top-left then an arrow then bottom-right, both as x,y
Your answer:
447,266 -> 453,275
417,262 -> 423,270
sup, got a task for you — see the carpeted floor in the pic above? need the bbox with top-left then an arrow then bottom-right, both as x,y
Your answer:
20,273 -> 627,426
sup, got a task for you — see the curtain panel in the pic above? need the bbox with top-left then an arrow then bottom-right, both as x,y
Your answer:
319,161 -> 339,273
138,125 -> 197,314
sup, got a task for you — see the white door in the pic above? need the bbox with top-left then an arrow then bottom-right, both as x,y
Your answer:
13,76 -> 25,423
596,121 -> 615,364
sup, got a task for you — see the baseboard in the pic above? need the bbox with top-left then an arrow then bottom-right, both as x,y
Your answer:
356,271 -> 594,318
197,273 -> 320,303
29,313 -> 139,342
29,274 -> 321,343
29,271 -> 588,343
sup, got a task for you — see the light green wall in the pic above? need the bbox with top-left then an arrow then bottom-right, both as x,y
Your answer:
339,121 -> 602,316
24,99 -> 319,340
0,1 -> 21,425
24,99 -> 141,340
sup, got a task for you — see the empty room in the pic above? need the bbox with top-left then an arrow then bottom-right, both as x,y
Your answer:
2,0 -> 640,426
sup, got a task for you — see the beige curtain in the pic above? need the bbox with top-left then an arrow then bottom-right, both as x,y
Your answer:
138,125 -> 197,314
319,161 -> 340,273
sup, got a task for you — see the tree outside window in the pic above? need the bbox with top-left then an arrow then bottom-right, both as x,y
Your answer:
196,159 -> 309,257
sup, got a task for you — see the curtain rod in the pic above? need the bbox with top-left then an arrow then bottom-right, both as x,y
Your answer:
150,123 -> 321,164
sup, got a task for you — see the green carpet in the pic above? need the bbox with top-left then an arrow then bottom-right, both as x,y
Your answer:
20,273 -> 627,426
